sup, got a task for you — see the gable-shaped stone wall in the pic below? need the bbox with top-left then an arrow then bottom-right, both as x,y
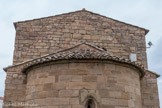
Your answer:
13,10 -> 147,68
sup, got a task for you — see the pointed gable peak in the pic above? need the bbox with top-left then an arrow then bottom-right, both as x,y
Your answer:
82,8 -> 86,11
59,42 -> 108,53
4,42 -> 146,78
14,9 -> 149,34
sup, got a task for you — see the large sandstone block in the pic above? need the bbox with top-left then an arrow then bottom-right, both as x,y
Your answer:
59,90 -> 79,97
82,75 -> 97,82
45,98 -> 69,105
68,82 -> 97,89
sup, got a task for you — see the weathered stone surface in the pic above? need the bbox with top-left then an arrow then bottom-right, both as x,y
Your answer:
59,90 -> 79,97
13,10 -> 147,69
45,98 -> 69,105
141,71 -> 160,108
24,62 -> 142,107
82,75 -> 97,82
69,98 -> 79,105
3,9 -> 160,108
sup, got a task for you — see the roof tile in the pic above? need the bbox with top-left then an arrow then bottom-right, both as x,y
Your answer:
4,42 -> 147,78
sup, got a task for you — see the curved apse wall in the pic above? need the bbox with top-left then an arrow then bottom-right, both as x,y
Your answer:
26,61 -> 142,108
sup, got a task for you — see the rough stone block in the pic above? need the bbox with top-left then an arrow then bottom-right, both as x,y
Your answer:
69,98 -> 79,104
59,90 -> 79,97
68,82 -> 97,89
46,98 -> 69,105
82,75 -> 97,82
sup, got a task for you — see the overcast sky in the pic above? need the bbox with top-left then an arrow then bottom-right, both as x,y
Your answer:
0,0 -> 161,106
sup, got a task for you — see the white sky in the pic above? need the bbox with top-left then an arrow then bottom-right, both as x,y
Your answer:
0,0 -> 161,107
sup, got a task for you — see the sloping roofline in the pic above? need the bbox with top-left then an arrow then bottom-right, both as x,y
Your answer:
4,42 -> 146,78
4,42 -> 108,70
145,69 -> 160,78
13,8 -> 149,35
3,42 -> 113,71
3,42 -> 160,78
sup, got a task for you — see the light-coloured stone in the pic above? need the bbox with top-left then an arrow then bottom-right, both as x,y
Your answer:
3,9 -> 160,108
59,90 -> 79,97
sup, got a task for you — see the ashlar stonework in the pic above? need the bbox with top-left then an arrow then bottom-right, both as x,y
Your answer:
3,9 -> 160,108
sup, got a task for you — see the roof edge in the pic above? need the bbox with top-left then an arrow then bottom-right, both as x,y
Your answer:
3,42 -> 106,71
13,8 -> 149,35
23,59 -> 145,78
146,69 -> 160,78
3,42 -> 145,76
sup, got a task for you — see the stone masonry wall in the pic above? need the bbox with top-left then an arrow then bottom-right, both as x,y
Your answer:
4,10 -> 160,108
3,66 -> 26,108
141,71 -> 160,108
26,61 -> 142,108
13,10 -> 148,68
